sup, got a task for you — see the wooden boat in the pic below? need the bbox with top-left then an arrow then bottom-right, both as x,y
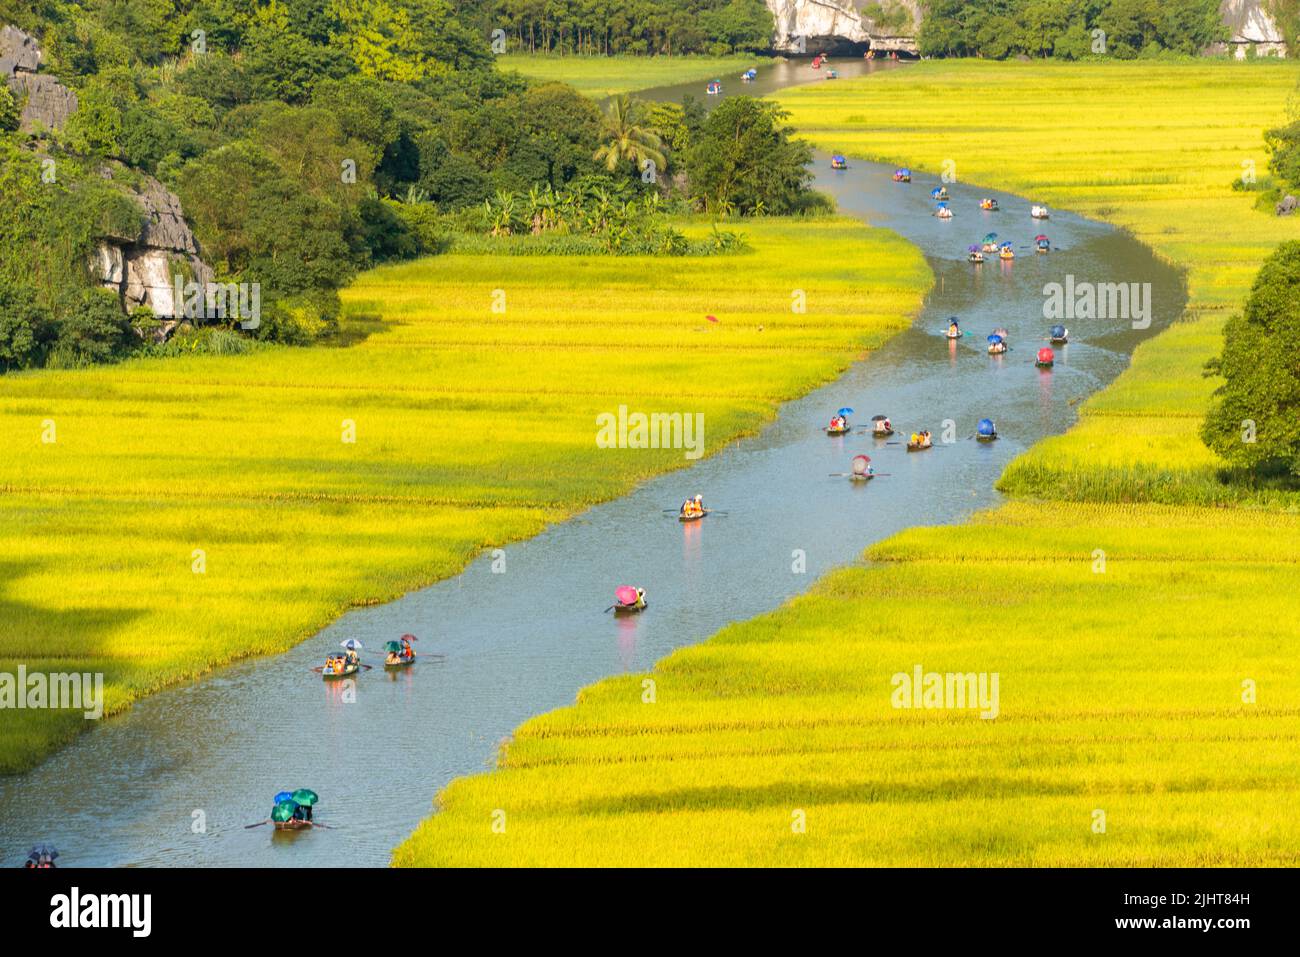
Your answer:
849,472 -> 876,482
1031,205 -> 1050,219
944,330 -> 963,340
906,441 -> 933,452
825,424 -> 851,436
612,601 -> 646,615
980,198 -> 999,211
976,433 -> 998,442
871,427 -> 894,438
678,510 -> 706,522
384,653 -> 416,669
968,251 -> 984,263
320,656 -> 358,679
988,342 -> 1007,354
273,818 -> 315,831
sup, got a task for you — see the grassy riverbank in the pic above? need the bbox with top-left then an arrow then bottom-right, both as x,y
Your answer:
495,53 -> 760,97
0,217 -> 929,772
395,61 -> 1300,866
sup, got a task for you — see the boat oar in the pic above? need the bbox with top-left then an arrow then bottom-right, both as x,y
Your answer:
245,820 -> 271,829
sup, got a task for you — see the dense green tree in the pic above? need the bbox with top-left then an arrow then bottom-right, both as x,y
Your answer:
50,289 -> 135,366
0,281 -> 54,371
686,97 -> 811,215
1202,241 -> 1300,477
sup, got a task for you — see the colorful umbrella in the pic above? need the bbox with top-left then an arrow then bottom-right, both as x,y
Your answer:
615,585 -> 639,606
340,638 -> 363,651
291,789 -> 318,807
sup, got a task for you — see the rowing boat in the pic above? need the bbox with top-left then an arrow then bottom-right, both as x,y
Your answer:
906,442 -> 933,452
871,428 -> 894,438
384,654 -> 415,669
612,601 -> 646,615
273,819 -> 314,830
678,511 -> 706,522
976,433 -> 998,443
824,426 -> 851,436
849,472 -> 876,482
321,659 -> 358,679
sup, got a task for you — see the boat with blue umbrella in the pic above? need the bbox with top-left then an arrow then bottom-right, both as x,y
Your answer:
935,201 -> 953,219
981,232 -> 999,253
987,333 -> 1007,355
930,185 -> 950,202
825,407 -> 854,435
831,154 -> 848,170
893,167 -> 911,182
967,244 -> 984,263
1049,323 -> 1069,344
976,418 -> 998,442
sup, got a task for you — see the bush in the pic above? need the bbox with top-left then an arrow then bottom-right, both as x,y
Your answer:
47,289 -> 135,367
0,282 -> 54,370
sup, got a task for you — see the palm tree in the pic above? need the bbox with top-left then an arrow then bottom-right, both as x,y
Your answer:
593,94 -> 666,178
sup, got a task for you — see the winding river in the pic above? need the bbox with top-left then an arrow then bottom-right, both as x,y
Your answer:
0,60 -> 1186,867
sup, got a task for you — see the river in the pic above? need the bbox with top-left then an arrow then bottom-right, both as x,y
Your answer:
0,59 -> 1185,867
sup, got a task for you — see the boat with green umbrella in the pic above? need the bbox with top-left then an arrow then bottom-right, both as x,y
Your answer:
384,635 -> 417,668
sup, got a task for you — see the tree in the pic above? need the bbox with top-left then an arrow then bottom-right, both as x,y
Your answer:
593,94 -> 665,179
65,81 -> 124,157
686,97 -> 812,216
1202,240 -> 1300,477
0,85 -> 19,133
51,289 -> 134,367
0,280 -> 53,370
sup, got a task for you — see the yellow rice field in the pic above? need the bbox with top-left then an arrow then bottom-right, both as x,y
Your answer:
395,61 -> 1300,867
0,217 -> 930,771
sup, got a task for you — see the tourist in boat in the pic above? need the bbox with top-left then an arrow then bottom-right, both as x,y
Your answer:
829,414 -> 847,432
947,318 -> 961,338
918,430 -> 933,448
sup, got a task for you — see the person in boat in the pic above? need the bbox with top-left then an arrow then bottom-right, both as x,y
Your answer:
829,414 -> 846,431
910,431 -> 920,447
875,416 -> 892,434
947,319 -> 960,337
918,430 -> 932,448
633,587 -> 647,609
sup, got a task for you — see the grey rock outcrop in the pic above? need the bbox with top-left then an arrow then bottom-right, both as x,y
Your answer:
1,23 -> 214,321
767,0 -> 921,55
1,24 -> 79,131
0,23 -> 41,74
87,166 -> 214,319
1212,1 -> 1288,58
1277,195 -> 1298,216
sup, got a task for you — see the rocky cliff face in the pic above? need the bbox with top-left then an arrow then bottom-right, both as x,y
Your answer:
88,165 -> 215,320
2,24 -> 213,322
766,0 -> 921,55
1215,1 -> 1288,57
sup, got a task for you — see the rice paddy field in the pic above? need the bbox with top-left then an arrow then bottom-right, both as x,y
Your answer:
0,217 -> 929,773
395,61 -> 1300,866
495,53 -> 759,97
